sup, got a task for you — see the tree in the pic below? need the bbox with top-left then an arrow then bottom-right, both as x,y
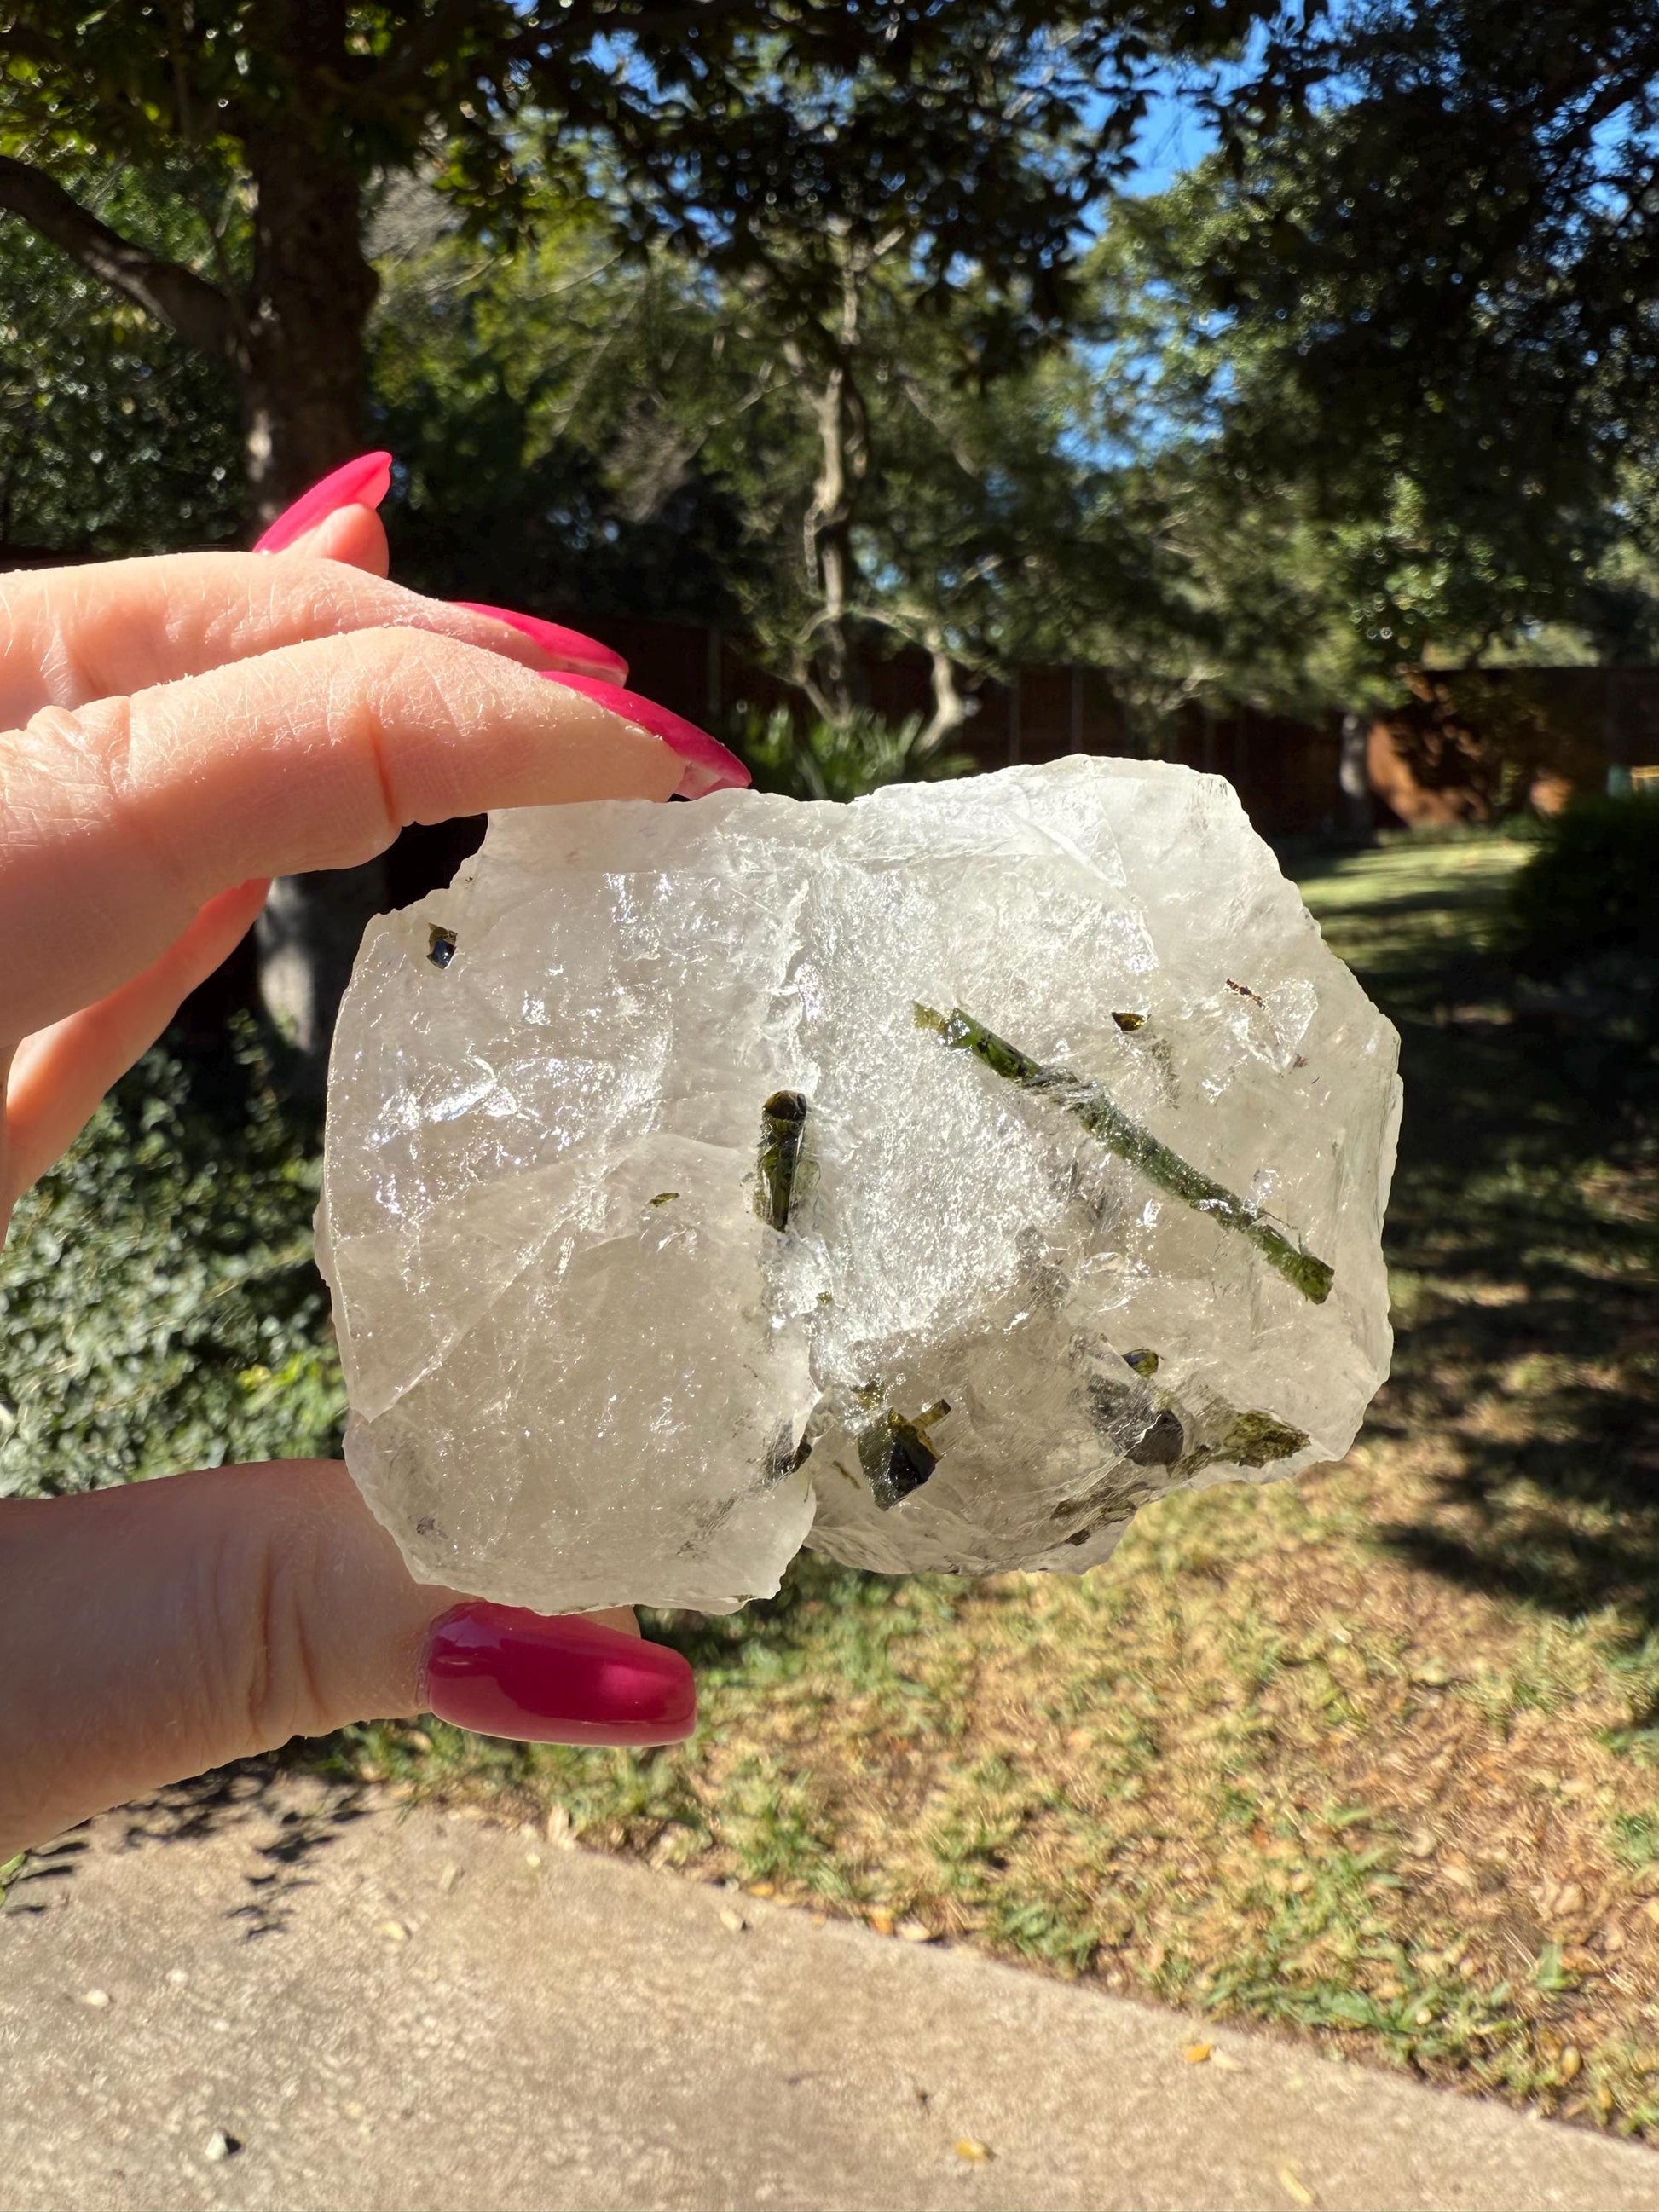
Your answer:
712,251 -> 1153,748
0,3 -> 1277,1060
1052,5 -> 1659,841
0,3 -> 1274,523
368,180 -> 762,624
1155,2 -> 1659,671
372,181 -> 1199,760
614,8 -> 1281,744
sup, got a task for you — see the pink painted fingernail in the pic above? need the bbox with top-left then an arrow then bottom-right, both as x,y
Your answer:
541,672 -> 749,799
253,450 -> 393,552
424,1604 -> 696,1745
453,603 -> 629,683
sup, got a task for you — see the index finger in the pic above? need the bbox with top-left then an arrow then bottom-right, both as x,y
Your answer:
0,627 -> 690,1042
0,550 -> 625,726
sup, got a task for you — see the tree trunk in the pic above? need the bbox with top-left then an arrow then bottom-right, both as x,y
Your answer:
786,253 -> 870,730
917,639 -> 970,759
240,126 -> 379,518
802,367 -> 855,721
790,360 -> 870,728
240,101 -> 386,1086
1339,709 -> 1375,844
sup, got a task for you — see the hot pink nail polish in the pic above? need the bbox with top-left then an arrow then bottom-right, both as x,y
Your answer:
424,1604 -> 696,1745
542,671 -> 750,799
253,450 -> 394,552
452,603 -> 629,683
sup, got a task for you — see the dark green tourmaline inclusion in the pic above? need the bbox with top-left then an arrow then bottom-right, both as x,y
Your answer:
756,1089 -> 809,1232
1087,1376 -> 1186,1466
1210,1407 -> 1309,1468
912,1003 -> 1334,1305
858,1401 -> 951,1510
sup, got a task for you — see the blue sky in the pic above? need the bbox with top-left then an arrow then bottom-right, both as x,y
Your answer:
1124,84 -> 1218,196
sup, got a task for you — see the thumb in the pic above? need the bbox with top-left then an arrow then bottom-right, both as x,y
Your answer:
0,1460 -> 694,1858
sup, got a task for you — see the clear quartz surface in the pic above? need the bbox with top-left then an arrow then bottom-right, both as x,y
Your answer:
317,759 -> 1402,1613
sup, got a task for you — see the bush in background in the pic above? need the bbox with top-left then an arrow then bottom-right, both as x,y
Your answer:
1505,794 -> 1659,1096
736,707 -> 973,804
1507,794 -> 1659,976
0,1023 -> 343,1500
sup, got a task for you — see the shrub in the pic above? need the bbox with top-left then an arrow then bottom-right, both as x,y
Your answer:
0,1023 -> 343,1500
735,706 -> 972,803
1507,794 -> 1659,977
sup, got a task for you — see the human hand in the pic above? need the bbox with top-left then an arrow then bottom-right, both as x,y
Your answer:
0,454 -> 744,1857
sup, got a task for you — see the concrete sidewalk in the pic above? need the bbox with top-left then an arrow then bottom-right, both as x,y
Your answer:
3,1774 -> 1656,2212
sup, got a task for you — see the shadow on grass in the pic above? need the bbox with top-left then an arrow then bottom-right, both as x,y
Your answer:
1316,852 -> 1659,1649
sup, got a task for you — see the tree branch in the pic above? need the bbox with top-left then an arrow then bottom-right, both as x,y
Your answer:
0,155 -> 236,361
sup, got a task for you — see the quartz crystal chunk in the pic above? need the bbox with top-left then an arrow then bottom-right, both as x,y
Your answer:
318,759 -> 1401,1613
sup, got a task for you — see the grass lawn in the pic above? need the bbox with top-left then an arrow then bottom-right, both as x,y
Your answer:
8,836 -> 1659,2134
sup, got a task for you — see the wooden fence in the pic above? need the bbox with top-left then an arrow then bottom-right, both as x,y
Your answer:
558,612 -> 1345,838
13,542 -> 1650,834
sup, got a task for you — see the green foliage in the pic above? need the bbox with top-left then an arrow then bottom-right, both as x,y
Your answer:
1507,796 -> 1659,977
0,2 -> 1275,510
736,706 -> 972,804
0,181 -> 240,556
369,183 -> 1182,730
369,193 -> 756,618
0,2 -> 1287,738
4,1 -> 1275,301
1609,1811 -> 1659,1870
1120,4 -> 1659,681
12,0 -> 1659,742
0,1025 -> 343,1500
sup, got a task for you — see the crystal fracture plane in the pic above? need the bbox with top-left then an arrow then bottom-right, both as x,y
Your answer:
318,759 -> 1401,1613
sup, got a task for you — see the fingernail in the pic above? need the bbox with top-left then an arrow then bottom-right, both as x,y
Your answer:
452,603 -> 629,683
423,1603 -> 696,1745
541,672 -> 750,799
254,450 -> 393,552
